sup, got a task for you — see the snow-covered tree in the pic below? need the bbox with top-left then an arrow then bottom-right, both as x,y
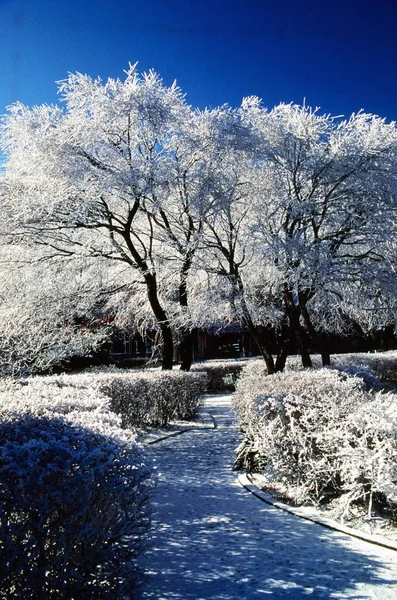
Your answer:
0,64 -> 189,370
241,100 -> 397,367
0,244 -> 113,375
1,67 -> 396,374
198,149 -> 277,373
132,108 -> 229,370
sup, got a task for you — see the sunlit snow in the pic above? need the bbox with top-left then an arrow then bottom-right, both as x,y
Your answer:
136,394 -> 397,599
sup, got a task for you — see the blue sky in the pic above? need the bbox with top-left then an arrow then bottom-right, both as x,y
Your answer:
1,0 -> 397,121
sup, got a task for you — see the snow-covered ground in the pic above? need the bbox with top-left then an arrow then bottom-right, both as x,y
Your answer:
136,394 -> 397,599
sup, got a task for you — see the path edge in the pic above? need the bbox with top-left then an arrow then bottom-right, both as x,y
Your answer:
238,473 -> 397,552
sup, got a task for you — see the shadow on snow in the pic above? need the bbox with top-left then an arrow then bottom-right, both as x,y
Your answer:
137,396 -> 397,599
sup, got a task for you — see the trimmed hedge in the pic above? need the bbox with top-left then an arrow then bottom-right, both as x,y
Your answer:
335,351 -> 397,383
97,370 -> 208,428
0,363 -> 213,597
233,360 -> 397,519
0,380 -> 152,599
192,360 -> 245,392
46,368 -> 208,428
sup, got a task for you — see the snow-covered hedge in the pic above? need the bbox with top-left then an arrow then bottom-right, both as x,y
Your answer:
233,360 -> 397,518
191,360 -> 245,392
0,364 -> 209,596
334,351 -> 397,383
43,368 -> 208,428
0,365 -> 208,430
370,355 -> 397,381
97,369 -> 208,427
0,380 -> 152,598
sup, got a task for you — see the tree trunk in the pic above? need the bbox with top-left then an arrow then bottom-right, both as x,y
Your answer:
248,323 -> 276,374
234,274 -> 275,374
321,352 -> 331,366
274,320 -> 291,372
298,291 -> 331,367
178,255 -> 194,371
145,273 -> 173,370
275,348 -> 288,372
123,228 -> 174,370
284,289 -> 312,368
158,322 -> 174,370
300,346 -> 312,368
180,329 -> 194,371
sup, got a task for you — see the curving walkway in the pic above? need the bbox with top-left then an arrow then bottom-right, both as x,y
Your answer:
136,394 -> 397,599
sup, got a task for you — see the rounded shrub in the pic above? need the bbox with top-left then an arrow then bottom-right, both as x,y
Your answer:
233,361 -> 397,518
192,360 -> 245,393
97,370 -> 208,428
0,414 -> 151,599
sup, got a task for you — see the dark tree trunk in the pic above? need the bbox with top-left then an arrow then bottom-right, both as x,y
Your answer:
234,274 -> 275,374
321,352 -> 331,366
284,289 -> 312,368
180,329 -> 194,371
122,226 -> 174,370
158,322 -> 174,370
300,347 -> 313,368
178,255 -> 194,371
146,273 -> 173,370
274,320 -> 291,372
298,291 -> 331,367
248,323 -> 276,374
275,348 -> 288,372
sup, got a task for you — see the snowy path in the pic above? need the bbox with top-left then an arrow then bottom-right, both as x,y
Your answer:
136,394 -> 397,599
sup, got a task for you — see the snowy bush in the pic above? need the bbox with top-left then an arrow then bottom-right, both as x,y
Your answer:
27,367 -> 208,428
192,360 -> 245,392
0,377 -> 122,435
233,361 -> 397,517
97,370 -> 208,427
370,354 -> 397,381
0,364 -> 207,596
340,394 -> 397,518
0,381 -> 152,599
338,351 -> 397,383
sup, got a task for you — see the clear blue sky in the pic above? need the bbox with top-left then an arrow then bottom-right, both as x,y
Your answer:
1,0 -> 397,121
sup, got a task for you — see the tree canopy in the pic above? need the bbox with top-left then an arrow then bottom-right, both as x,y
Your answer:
0,65 -> 396,373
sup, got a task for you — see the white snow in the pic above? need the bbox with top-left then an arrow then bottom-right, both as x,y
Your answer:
136,394 -> 397,599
